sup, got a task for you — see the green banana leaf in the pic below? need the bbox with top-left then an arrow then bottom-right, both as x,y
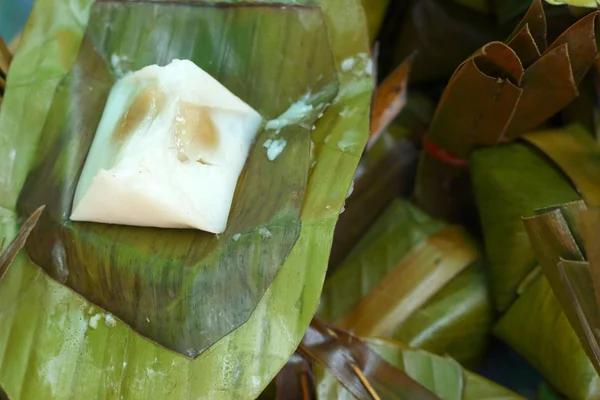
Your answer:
328,131 -> 417,269
523,201 -> 600,378
522,125 -> 600,206
494,275 -> 600,399
470,142 -> 580,312
0,0 -> 374,398
360,0 -> 390,40
19,0 -> 337,357
545,0 -> 597,7
471,142 -> 600,399
329,92 -> 434,269
318,199 -> 493,368
314,338 -> 524,400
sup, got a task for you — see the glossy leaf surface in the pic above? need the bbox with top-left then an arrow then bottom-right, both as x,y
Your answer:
17,0 -> 338,357
0,0 -> 374,398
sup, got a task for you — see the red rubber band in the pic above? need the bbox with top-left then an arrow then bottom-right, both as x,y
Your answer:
423,136 -> 469,168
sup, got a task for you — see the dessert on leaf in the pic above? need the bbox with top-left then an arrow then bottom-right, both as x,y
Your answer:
70,59 -> 263,234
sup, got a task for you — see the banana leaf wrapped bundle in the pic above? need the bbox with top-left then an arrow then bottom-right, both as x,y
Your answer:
0,0 -> 375,398
414,0 -> 600,223
319,199 -> 493,368
471,125 -> 600,399
524,200 -> 600,376
274,320 -> 523,399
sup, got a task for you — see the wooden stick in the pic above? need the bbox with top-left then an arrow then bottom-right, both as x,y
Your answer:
349,363 -> 381,400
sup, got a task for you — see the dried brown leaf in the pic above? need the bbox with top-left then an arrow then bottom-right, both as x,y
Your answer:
546,11 -> 599,84
505,45 -> 578,138
506,0 -> 547,52
429,53 -> 522,158
299,319 -> 441,400
369,55 -> 413,149
0,36 -> 12,76
507,24 -> 542,69
275,353 -> 316,400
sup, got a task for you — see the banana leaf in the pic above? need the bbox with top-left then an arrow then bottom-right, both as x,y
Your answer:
545,0 -> 598,7
271,320 -> 518,399
470,140 -> 600,399
493,274 -> 600,399
471,142 -> 580,311
475,123 -> 600,313
329,92 -> 433,269
522,125 -> 600,206
328,134 -> 417,270
515,129 -> 600,397
360,0 -> 390,41
0,0 -> 374,398
273,353 -> 315,400
314,337 -> 524,400
20,0 -> 338,357
301,319 -> 441,400
414,0 -> 600,222
582,209 -> 600,310
318,199 -> 493,368
523,201 -> 600,376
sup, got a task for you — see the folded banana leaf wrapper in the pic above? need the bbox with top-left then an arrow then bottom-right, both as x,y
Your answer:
414,0 -> 600,224
271,320 -> 522,400
471,125 -> 600,399
0,0 -> 374,398
523,200 -> 600,391
318,199 -> 493,369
